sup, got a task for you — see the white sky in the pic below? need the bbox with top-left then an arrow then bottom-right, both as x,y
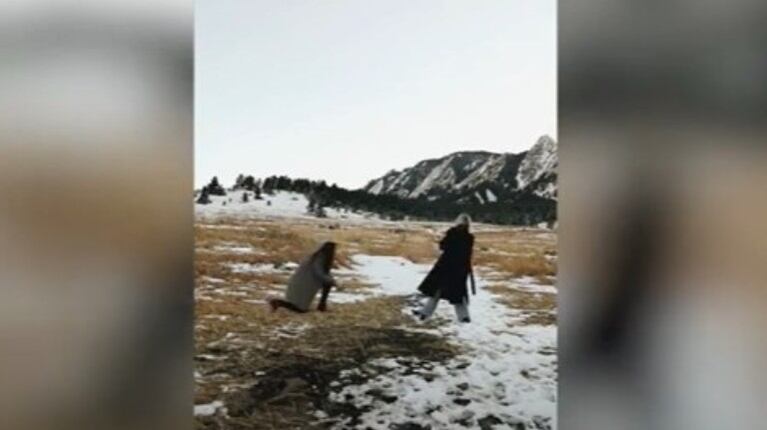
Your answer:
196,0 -> 556,189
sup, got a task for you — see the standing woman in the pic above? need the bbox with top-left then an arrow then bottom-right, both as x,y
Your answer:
415,214 -> 476,323
269,241 -> 337,313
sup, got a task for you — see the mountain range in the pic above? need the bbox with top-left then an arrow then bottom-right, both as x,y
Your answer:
363,135 -> 557,205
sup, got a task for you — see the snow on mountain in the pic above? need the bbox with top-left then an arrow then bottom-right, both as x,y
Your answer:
367,178 -> 385,195
410,157 -> 456,198
454,154 -> 509,190
515,135 -> 558,198
485,188 -> 498,203
474,191 -> 484,204
365,152 -> 502,199
363,135 -> 557,203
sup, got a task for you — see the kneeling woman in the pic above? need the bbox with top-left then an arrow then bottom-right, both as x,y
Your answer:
269,241 -> 337,313
415,214 -> 476,323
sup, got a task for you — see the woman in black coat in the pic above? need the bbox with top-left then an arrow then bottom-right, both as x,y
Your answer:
415,213 -> 476,323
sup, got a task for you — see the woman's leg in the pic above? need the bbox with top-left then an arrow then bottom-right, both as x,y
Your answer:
417,292 -> 441,320
454,298 -> 471,323
269,299 -> 307,313
317,284 -> 331,312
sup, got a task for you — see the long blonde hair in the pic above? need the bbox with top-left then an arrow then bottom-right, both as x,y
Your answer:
455,213 -> 471,229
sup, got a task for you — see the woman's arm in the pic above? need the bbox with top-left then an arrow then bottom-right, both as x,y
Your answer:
312,259 -> 336,286
469,269 -> 477,295
312,259 -> 335,311
439,228 -> 455,250
468,236 -> 476,295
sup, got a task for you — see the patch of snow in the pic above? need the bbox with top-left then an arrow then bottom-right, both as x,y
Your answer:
282,261 -> 300,270
213,290 -> 249,297
213,244 -> 260,254
309,256 -> 432,305
194,400 -> 224,417
270,322 -> 312,339
197,354 -> 226,361
350,255 -> 431,296
227,262 -> 279,274
244,299 -> 267,305
511,278 -> 557,295
202,314 -> 230,321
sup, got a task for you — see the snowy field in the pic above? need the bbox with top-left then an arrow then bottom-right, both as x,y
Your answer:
324,255 -> 556,429
197,191 -> 376,223
194,191 -> 557,430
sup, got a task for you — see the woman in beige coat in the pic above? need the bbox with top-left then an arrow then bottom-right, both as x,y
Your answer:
269,242 -> 337,313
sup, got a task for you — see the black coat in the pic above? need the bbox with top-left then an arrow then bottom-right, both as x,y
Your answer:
418,225 -> 475,304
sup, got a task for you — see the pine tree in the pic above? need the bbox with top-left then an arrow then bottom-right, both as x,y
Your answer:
241,175 -> 256,191
196,186 -> 212,204
306,193 -> 317,215
207,176 -> 226,196
262,177 -> 275,195
234,174 -> 245,190
254,180 -> 263,200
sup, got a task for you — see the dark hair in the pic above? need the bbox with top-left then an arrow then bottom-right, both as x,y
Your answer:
315,241 -> 336,272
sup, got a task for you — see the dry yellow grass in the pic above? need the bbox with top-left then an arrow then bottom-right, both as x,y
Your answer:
492,255 -> 555,282
485,283 -> 557,326
197,218 -> 556,278
194,218 -> 556,429
473,229 -> 557,282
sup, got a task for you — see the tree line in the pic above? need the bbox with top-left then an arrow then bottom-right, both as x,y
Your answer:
261,175 -> 555,226
196,174 -> 556,226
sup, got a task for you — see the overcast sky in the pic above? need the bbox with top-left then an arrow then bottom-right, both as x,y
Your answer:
196,0 -> 556,189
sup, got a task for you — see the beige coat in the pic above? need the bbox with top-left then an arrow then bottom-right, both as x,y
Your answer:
284,249 -> 335,311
